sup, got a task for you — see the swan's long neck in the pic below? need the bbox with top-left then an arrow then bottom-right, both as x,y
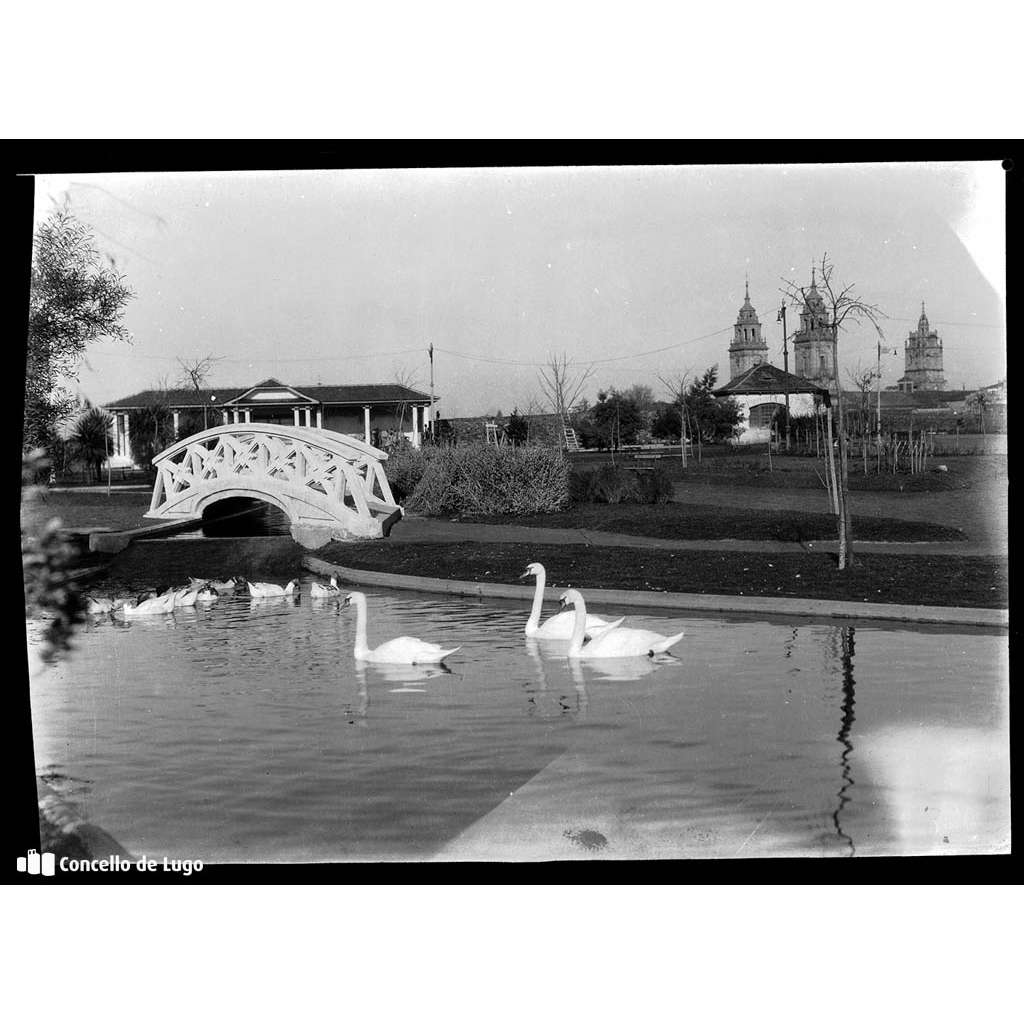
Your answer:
567,591 -> 587,657
352,596 -> 370,658
526,567 -> 547,630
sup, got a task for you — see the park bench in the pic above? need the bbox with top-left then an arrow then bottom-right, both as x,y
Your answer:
629,453 -> 663,471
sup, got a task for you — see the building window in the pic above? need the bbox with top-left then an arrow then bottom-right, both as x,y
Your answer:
748,403 -> 783,429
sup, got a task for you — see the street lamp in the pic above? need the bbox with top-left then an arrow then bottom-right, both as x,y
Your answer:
777,301 -> 791,450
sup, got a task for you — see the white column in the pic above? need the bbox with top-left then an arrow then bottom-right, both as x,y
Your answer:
244,409 -> 251,423
293,407 -> 300,427
304,408 -> 311,428
233,409 -> 240,424
172,410 -> 180,436
364,406 -> 371,444
412,405 -> 420,448
316,408 -> 322,429
222,410 -> 229,425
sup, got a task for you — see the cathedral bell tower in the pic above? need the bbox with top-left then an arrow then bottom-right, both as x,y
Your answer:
897,303 -> 946,391
792,268 -> 836,394
728,278 -> 769,379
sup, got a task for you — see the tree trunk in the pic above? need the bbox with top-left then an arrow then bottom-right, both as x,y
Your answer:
825,410 -> 839,516
838,432 -> 853,569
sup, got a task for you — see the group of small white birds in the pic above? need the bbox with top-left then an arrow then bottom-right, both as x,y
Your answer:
85,575 -> 304,617
85,562 -> 684,667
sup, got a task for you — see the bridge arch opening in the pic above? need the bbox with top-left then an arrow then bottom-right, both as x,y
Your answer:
197,495 -> 291,537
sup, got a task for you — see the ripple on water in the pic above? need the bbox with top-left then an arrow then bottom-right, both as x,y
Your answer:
28,585 -> 1010,861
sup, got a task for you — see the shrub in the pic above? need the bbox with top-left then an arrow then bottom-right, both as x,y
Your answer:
568,463 -> 674,505
568,466 -> 599,503
589,466 -> 638,504
635,464 -> 674,503
383,444 -> 432,503
22,450 -> 85,662
406,444 -> 568,516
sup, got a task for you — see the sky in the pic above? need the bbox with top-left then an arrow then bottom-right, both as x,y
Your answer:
26,161 -> 1007,420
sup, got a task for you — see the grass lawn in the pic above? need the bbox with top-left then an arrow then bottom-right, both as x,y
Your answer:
463,503 -> 963,542
25,452 -> 1008,610
316,540 -> 1008,610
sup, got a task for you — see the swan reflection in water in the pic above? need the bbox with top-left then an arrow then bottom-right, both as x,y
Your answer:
523,639 -> 589,717
355,661 -> 452,695
248,597 -> 301,614
580,654 -> 676,682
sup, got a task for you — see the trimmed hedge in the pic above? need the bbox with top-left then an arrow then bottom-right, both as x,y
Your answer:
569,463 -> 674,505
406,444 -> 569,516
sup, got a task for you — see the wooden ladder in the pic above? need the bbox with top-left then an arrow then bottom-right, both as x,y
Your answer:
562,425 -> 581,452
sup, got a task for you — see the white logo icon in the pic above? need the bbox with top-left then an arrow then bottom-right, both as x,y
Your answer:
16,849 -> 56,876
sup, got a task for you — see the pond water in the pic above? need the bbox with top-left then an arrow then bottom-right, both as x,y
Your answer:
27,585 -> 1010,861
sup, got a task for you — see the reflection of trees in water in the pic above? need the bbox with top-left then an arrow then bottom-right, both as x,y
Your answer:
831,626 -> 857,856
784,626 -> 797,660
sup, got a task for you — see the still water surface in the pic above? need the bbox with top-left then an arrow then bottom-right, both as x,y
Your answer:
28,585 -> 1009,861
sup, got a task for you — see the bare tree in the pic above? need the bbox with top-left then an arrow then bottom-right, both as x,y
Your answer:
177,355 -> 221,430
537,352 -> 595,448
391,363 -> 422,441
782,254 -> 887,569
847,363 -> 881,475
656,369 -> 694,467
971,389 -> 990,436
513,390 -> 550,445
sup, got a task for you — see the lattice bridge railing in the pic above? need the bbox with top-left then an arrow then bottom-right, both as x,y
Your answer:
145,423 -> 402,542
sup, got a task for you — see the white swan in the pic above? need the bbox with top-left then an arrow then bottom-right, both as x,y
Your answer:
310,575 -> 342,598
195,584 -> 219,604
519,563 -> 624,639
170,586 -> 198,607
560,589 -> 685,659
189,576 -> 238,593
344,591 -> 460,664
247,579 -> 299,598
120,591 -> 178,617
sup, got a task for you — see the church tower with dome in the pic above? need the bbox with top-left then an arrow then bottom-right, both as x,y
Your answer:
792,268 -> 837,394
896,303 -> 946,391
728,279 -> 769,379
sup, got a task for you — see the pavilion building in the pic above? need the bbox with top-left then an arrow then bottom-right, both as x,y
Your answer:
103,377 -> 435,467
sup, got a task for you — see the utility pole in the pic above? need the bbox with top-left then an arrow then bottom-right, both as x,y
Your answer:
103,407 -> 111,497
777,300 -> 791,450
428,343 -> 435,437
876,331 -> 883,470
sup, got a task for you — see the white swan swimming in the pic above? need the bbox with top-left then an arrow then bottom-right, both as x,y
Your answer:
170,586 -> 198,607
344,591 -> 460,664
310,575 -> 342,598
189,576 -> 238,593
519,563 -> 624,639
120,591 -> 178,617
246,579 -> 299,598
560,589 -> 685,659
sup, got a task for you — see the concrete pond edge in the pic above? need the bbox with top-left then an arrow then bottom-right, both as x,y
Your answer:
303,556 -> 1009,630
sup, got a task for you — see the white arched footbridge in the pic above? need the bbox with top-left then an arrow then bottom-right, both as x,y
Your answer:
145,423 -> 403,548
